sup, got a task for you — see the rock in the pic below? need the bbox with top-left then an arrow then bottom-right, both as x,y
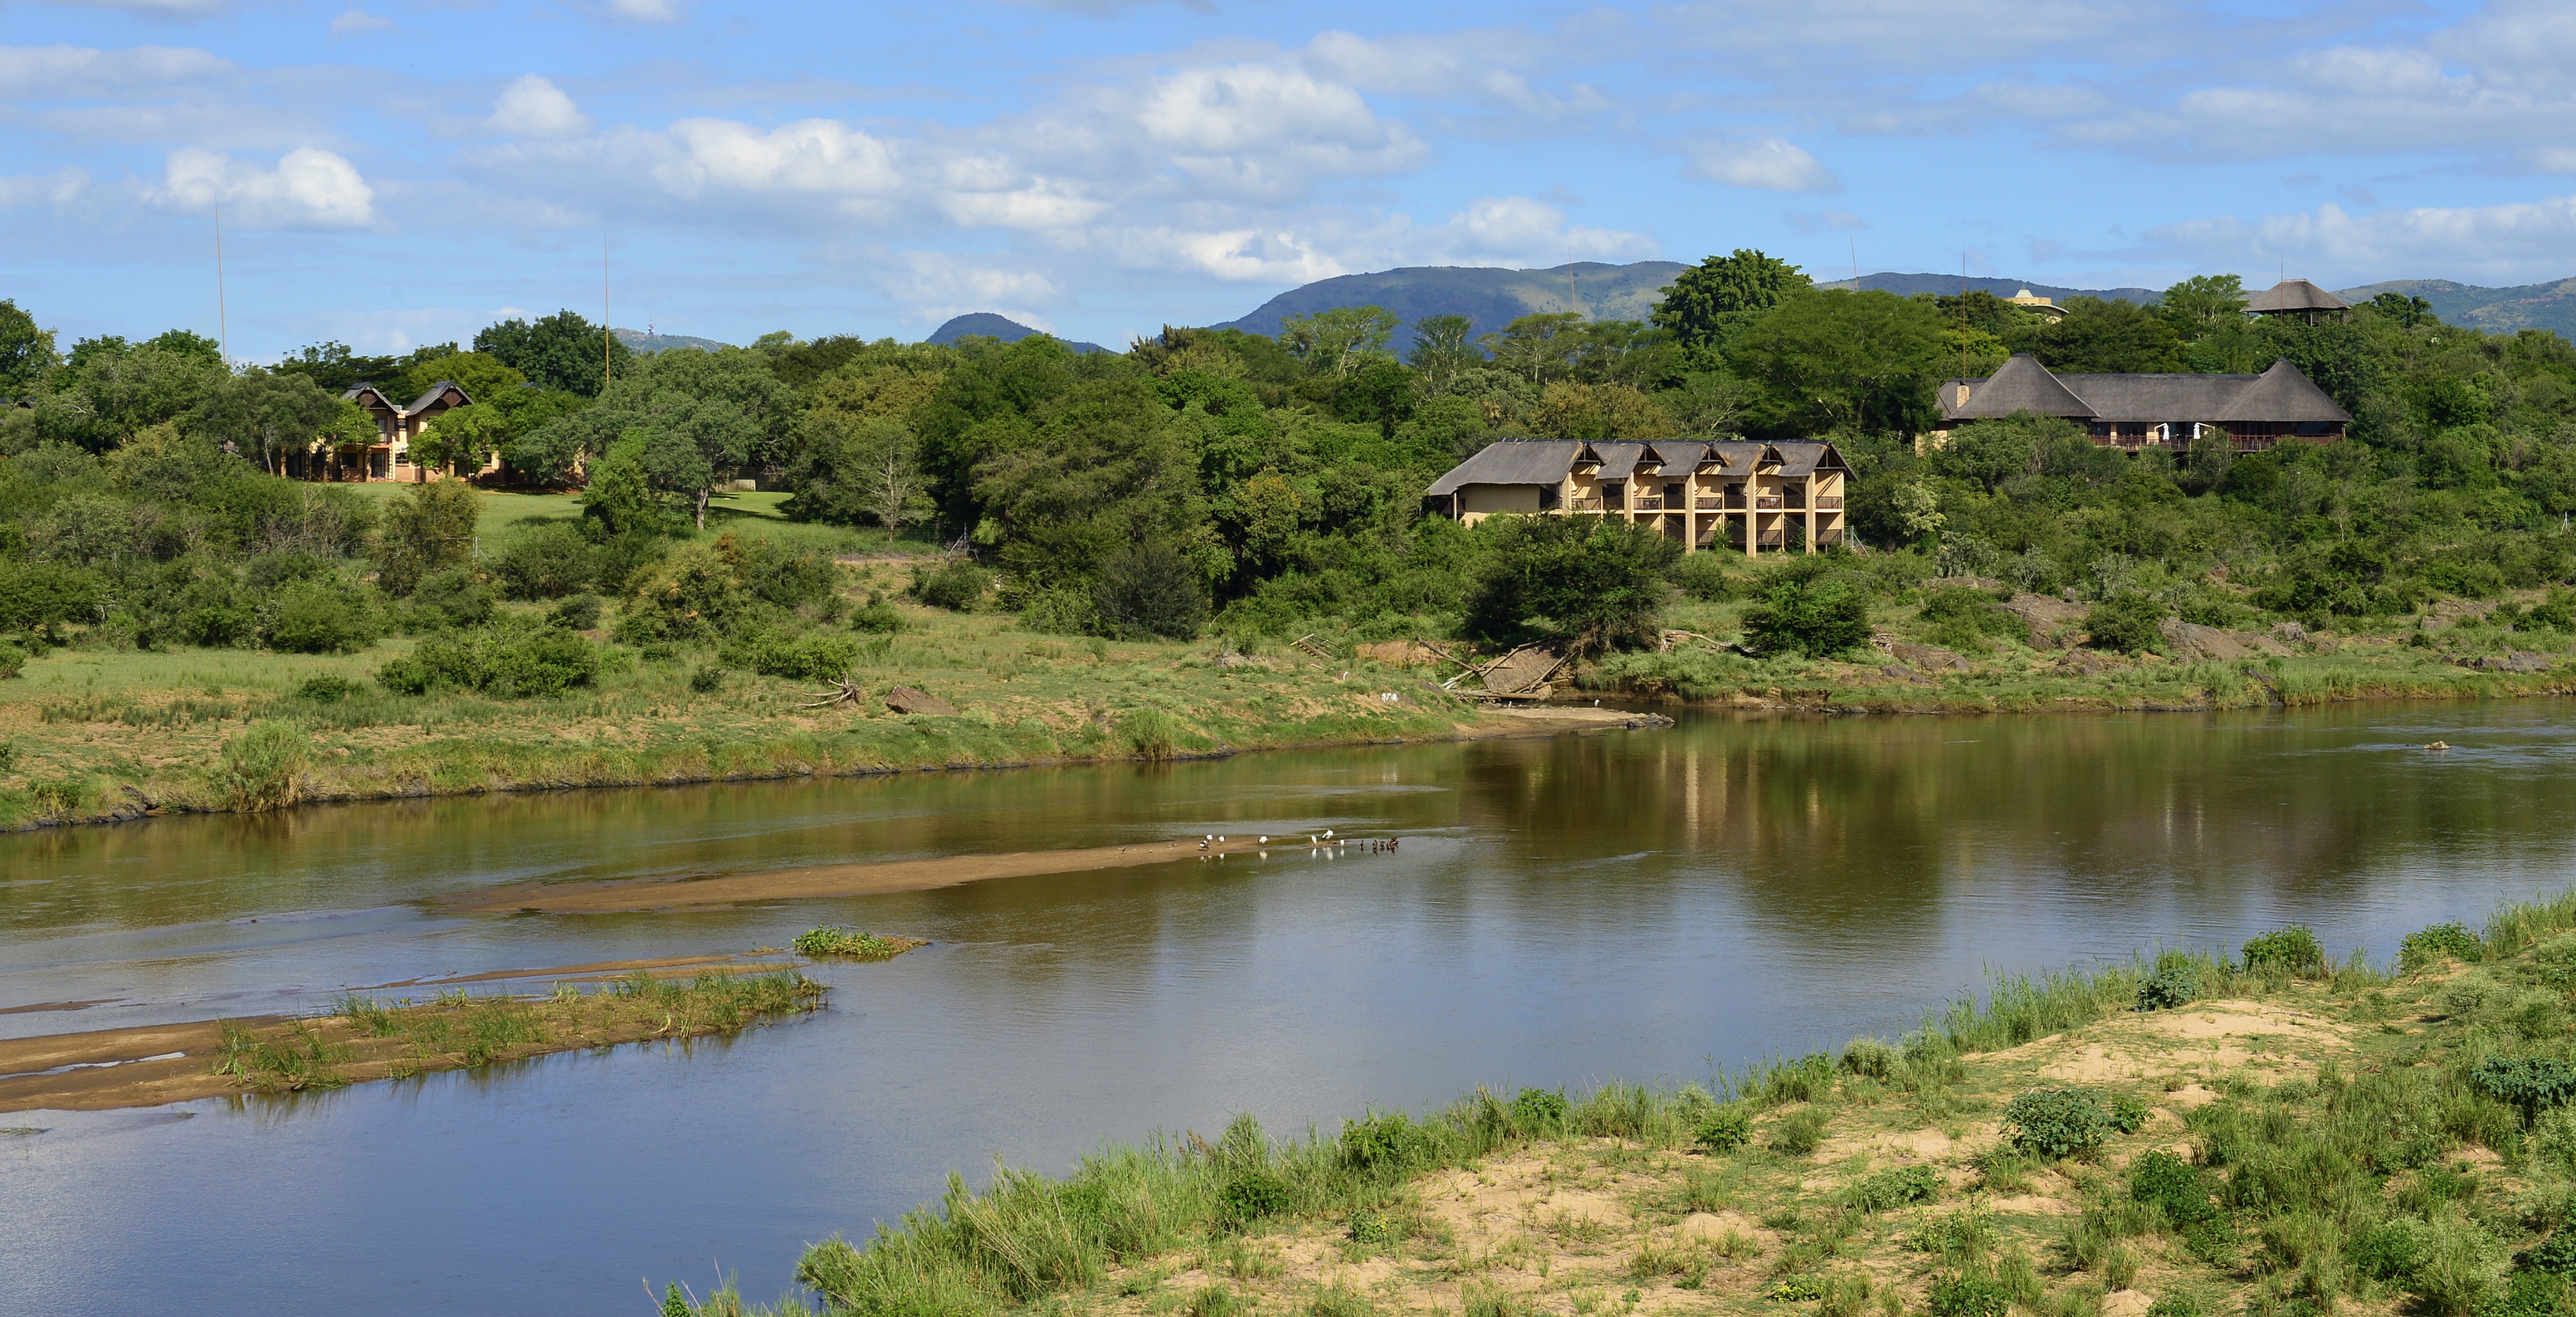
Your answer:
1213,651 -> 1260,668
2053,650 -> 2117,676
2159,619 -> 2287,661
2271,621 -> 2308,644
884,685 -> 957,716
2459,651 -> 2550,673
1885,641 -> 1970,671
1879,664 -> 1934,686
2001,593 -> 2090,649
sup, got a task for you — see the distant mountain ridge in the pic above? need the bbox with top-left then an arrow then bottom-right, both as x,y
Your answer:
613,328 -> 731,354
1817,273 -> 2161,305
1211,261 -> 1691,352
925,312 -> 1106,354
2337,277 -> 2576,339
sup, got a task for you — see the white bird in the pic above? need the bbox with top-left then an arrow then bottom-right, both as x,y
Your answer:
1259,836 -> 1268,844
1324,829 -> 1334,838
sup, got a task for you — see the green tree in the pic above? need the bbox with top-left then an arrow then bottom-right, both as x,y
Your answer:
2364,292 -> 2437,329
1651,250 -> 1812,351
189,369 -> 352,475
1091,539 -> 1208,640
1929,412 -> 2083,494
2023,297 -> 2183,373
1404,314 -> 1481,394
1462,515 -> 1678,657
39,338 -> 230,451
271,340 -> 404,395
1728,290 -> 1944,437
2159,275 -> 2248,334
785,413 -> 931,532
373,480 -> 481,596
1279,305 -> 1399,378
396,350 -> 525,409
1481,313 -> 1587,385
529,348 -> 793,527
0,298 -> 58,395
473,310 -> 632,397
1741,576 -> 1871,656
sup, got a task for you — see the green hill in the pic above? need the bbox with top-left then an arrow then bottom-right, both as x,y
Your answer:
612,328 -> 731,355
2338,276 -> 2576,338
1211,261 -> 1690,349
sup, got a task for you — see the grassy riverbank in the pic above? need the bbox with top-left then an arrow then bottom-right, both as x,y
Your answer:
670,890 -> 2576,1317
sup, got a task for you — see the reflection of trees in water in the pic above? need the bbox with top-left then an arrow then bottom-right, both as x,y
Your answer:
1447,709 -> 2576,954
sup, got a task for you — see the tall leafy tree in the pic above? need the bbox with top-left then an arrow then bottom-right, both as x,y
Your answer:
1278,305 -> 1399,378
2159,275 -> 2248,334
1403,314 -> 1481,394
1651,250 -> 1812,351
0,298 -> 58,395
529,348 -> 792,526
2021,297 -> 2183,373
1728,290 -> 1944,437
189,369 -> 362,475
473,310 -> 631,397
272,340 -> 403,395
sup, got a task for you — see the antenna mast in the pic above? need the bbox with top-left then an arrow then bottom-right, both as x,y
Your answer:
214,202 -> 228,364
603,239 -> 612,384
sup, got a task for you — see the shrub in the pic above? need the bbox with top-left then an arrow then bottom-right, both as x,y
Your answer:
490,521 -> 606,600
1667,552 -> 1736,602
1917,586 -> 2023,652
2143,1295 -> 2202,1317
2469,1056 -> 2576,1123
1837,1037 -> 1897,1080
380,627 -> 601,698
295,675 -> 357,701
1339,1112 -> 1433,1172
2110,1093 -> 2150,1134
2402,922 -> 2484,972
690,665 -> 727,693
1217,1170 -> 1290,1223
2005,1089 -> 2113,1159
910,560 -> 991,612
0,641 -> 25,679
1509,1087 -> 1569,1135
729,628 -> 862,683
1345,1211 -> 1401,1246
2134,952 -> 2198,1011
1844,1163 -> 1939,1212
372,479 -> 480,597
792,927 -> 915,959
2517,1232 -> 2576,1276
547,594 -> 603,631
1741,577 -> 1871,657
1926,1273 -> 2011,1317
2348,1217 -> 2427,1283
1768,1107 -> 1829,1156
373,656 -> 432,695
2241,924 -> 2326,976
0,559 -> 105,630
851,599 -> 905,633
209,720 -> 311,812
1693,1108 -> 1752,1154
262,579 -> 381,654
2082,592 -> 2169,655
1093,542 -> 1208,641
2130,1150 -> 2222,1242
408,568 -> 494,630
1461,514 -> 1678,657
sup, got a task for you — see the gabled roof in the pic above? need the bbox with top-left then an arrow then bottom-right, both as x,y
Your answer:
343,383 -> 398,409
1771,441 -> 1847,478
1949,354 -> 2095,419
1425,440 -> 1583,495
1587,441 -> 1650,480
1700,441 -> 1768,473
2247,279 -> 2349,314
408,381 -> 471,413
2217,359 -> 2354,422
2054,373 -> 2251,423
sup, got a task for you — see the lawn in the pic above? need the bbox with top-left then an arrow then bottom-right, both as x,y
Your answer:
339,483 -> 936,556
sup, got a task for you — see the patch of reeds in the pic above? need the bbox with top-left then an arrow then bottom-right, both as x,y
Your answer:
792,927 -> 927,960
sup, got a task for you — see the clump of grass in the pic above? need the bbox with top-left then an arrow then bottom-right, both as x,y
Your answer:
792,927 -> 927,960
212,1018 -> 349,1091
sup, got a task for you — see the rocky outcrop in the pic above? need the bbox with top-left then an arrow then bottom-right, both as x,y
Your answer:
2001,593 -> 2090,649
1883,641 -> 1970,671
885,685 -> 958,716
2159,620 -> 2291,661
2457,651 -> 2552,673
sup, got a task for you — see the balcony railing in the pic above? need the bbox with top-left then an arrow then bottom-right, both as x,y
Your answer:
1814,495 -> 1844,510
1754,496 -> 1783,510
1567,497 -> 1603,510
1632,496 -> 1663,511
1817,529 -> 1845,545
1694,496 -> 1722,510
1756,531 -> 1786,547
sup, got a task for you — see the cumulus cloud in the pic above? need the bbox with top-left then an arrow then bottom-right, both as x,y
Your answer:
0,168 -> 90,210
0,44 -> 234,99
1686,139 -> 1839,193
2147,196 -> 2576,285
329,10 -> 398,36
152,148 -> 376,228
486,76 -> 593,139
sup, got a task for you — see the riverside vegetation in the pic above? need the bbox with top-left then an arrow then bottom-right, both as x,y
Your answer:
652,889 -> 2576,1317
9,261 -> 2576,824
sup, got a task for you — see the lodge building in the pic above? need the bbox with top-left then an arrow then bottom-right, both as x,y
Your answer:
1927,354 -> 2351,453
288,380 -> 478,481
1427,439 -> 1849,555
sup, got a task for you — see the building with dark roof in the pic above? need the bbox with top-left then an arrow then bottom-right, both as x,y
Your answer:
311,380 -> 476,481
1929,354 -> 2349,453
1427,438 -> 1850,554
2245,278 -> 2350,324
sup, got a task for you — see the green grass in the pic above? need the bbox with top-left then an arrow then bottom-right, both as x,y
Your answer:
793,927 -> 925,959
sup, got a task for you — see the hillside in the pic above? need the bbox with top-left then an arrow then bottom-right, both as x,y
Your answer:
1211,261 -> 1690,349
925,312 -> 1106,354
1819,272 -> 2160,304
612,328 -> 731,354
2340,276 -> 2576,339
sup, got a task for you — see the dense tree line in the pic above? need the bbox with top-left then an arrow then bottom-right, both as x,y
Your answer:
3,254 -> 2575,685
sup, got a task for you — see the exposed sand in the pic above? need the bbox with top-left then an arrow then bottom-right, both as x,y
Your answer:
446,836 -> 1383,915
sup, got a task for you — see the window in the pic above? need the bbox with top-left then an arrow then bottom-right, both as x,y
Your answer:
1539,485 -> 1560,510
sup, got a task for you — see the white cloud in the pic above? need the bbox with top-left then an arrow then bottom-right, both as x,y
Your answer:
151,148 -> 376,229
0,168 -> 89,210
2147,196 -> 2576,285
0,44 -> 234,99
22,0 -> 232,17
329,10 -> 398,36
592,0 -> 687,23
1686,138 -> 1838,193
486,76 -> 593,139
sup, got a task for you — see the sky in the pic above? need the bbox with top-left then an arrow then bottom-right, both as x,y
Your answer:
6,0 -> 2576,360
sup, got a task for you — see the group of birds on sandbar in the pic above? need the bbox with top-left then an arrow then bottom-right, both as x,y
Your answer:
1195,829 -> 1401,858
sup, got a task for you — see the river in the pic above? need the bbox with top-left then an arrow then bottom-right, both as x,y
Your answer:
4,702 -> 2573,1315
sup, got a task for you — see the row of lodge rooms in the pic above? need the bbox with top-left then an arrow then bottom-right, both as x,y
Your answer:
275,380 -> 494,482
1427,439 -> 1849,554
1925,354 -> 2352,453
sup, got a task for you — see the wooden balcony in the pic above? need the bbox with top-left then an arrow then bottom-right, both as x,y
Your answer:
1568,496 -> 1603,511
1632,496 -> 1664,511
1754,496 -> 1783,510
1695,496 -> 1722,510
1756,531 -> 1786,548
1814,496 -> 1843,510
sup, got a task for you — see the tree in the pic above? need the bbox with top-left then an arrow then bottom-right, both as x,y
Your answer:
0,298 -> 58,395
2159,275 -> 2247,334
1462,515 -> 1678,657
1727,290 -> 1944,438
373,479 -> 481,596
784,414 -> 931,533
1481,313 -> 1586,385
188,369 -> 351,474
397,350 -> 525,408
1404,314 -> 1481,394
2022,297 -> 2183,373
272,340 -> 403,395
1091,539 -> 1208,639
474,310 -> 632,397
1539,381 -> 1678,441
1651,250 -> 1812,351
529,348 -> 793,527
2364,292 -> 2437,329
38,339 -> 229,451
1928,412 -> 2079,494
1278,305 -> 1399,378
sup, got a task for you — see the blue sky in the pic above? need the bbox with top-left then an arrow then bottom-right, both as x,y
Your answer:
6,0 -> 2574,359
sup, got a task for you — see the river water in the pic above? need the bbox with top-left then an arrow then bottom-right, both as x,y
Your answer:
6,702 -> 2575,1315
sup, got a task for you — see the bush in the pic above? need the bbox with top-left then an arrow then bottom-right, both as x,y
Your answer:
548,594 -> 603,631
1768,1107 -> 1829,1155
690,664 -> 727,693
409,568 -> 494,630
209,720 -> 312,812
2241,925 -> 2326,975
1741,577 -> 1871,657
1509,1087 -> 1569,1135
2469,1056 -> 2576,1123
2130,1150 -> 2222,1237
372,479 -> 480,597
2004,1089 -> 2113,1160
910,560 -> 990,612
2134,952 -> 2198,1011
295,675 -> 356,701
1093,541 -> 1208,641
490,521 -> 606,600
2402,922 -> 2484,972
1916,585 -> 2022,652
0,559 -> 104,630
261,579 -> 381,654
1667,553 -> 1737,602
2517,1232 -> 2576,1276
1694,1107 -> 1751,1154
0,641 -> 25,679
1926,1273 -> 2011,1317
1218,1171 -> 1290,1223
2348,1217 -> 2427,1283
1461,514 -> 1676,656
2083,592 -> 2168,655
791,927 -> 912,958
1339,1112 -> 1433,1172
851,599 -> 905,633
379,627 -> 601,698
729,628 -> 861,683
1844,1164 -> 1939,1212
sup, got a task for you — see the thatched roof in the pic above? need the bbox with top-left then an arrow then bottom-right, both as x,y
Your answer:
407,381 -> 471,414
2054,374 -> 2247,423
2218,359 -> 2354,422
1771,441 -> 1847,478
2247,279 -> 2349,315
1426,440 -> 1582,495
1948,354 -> 2095,419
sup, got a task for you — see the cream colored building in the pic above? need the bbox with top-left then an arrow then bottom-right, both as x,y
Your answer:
306,381 -> 483,482
1427,439 -> 1851,554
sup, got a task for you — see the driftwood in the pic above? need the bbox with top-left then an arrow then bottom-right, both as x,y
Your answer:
799,676 -> 867,709
1476,645 -> 1566,697
1290,633 -> 1336,663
